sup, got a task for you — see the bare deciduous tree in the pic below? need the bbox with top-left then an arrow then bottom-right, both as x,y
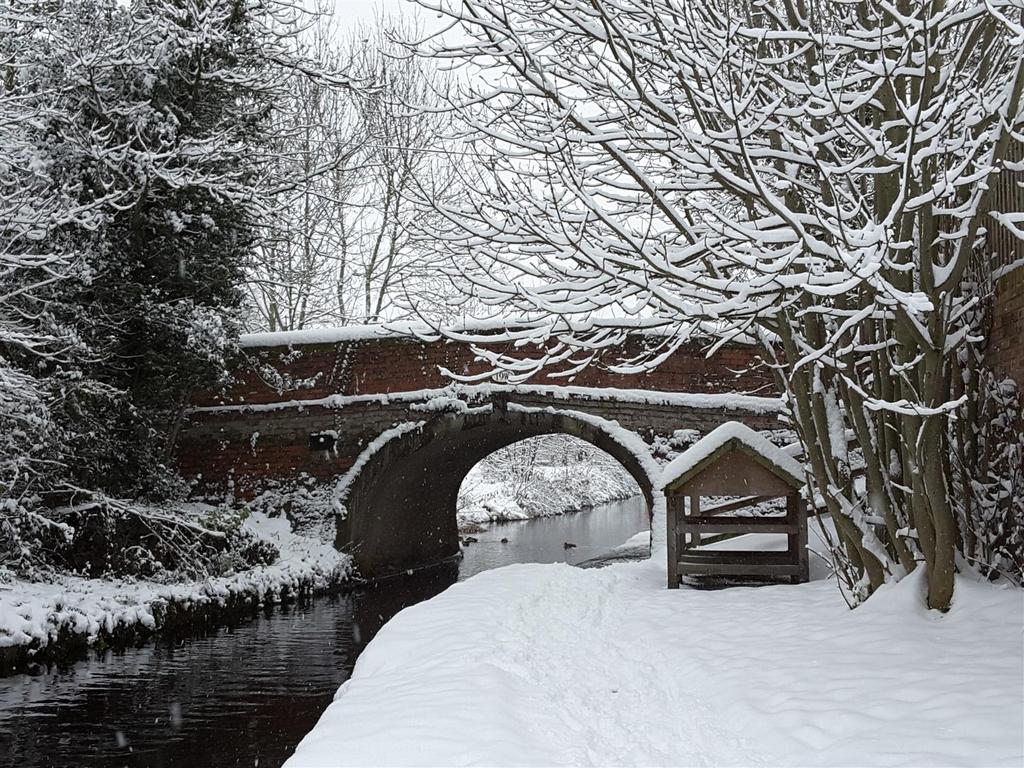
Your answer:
248,14 -> 474,331
248,15 -> 365,332
415,0 -> 1024,609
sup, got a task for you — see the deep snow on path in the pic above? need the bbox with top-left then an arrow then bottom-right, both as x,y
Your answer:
0,499 -> 651,767
287,562 -> 1023,768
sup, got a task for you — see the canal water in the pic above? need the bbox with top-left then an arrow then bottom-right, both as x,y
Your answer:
0,496 -> 648,768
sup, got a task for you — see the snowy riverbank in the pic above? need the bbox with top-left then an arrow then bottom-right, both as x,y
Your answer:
0,513 -> 351,673
288,560 -> 1023,767
456,436 -> 641,528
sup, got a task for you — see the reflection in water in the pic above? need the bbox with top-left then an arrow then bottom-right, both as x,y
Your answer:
0,497 -> 648,768
459,496 -> 650,578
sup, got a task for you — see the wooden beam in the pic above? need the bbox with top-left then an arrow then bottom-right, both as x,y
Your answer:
678,562 -> 804,577
791,493 -> 809,583
689,493 -> 701,547
667,495 -> 679,589
699,494 -> 775,517
683,517 -> 796,534
679,549 -> 795,564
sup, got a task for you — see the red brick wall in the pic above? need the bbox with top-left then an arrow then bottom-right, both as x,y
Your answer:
986,139 -> 1023,386
193,335 -> 773,408
990,267 -> 1024,387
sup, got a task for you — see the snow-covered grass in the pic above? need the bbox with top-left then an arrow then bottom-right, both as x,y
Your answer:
457,481 -> 533,525
0,513 -> 350,667
288,561 -> 1022,767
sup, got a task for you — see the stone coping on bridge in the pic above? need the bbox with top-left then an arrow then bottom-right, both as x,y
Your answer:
236,318 -> 741,349
239,322 -> 442,348
187,382 -> 785,416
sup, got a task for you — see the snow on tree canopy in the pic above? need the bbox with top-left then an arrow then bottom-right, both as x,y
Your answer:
659,422 -> 804,491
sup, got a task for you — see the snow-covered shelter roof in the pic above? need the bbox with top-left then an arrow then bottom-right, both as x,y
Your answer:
660,421 -> 804,491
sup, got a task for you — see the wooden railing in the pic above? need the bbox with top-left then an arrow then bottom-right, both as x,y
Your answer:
675,494 -> 808,581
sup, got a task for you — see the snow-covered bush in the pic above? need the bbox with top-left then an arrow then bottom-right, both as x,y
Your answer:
0,498 -> 74,581
246,478 -> 339,540
51,500 -> 281,580
958,371 -> 1024,582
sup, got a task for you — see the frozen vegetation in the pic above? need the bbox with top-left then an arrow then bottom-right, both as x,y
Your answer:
407,0 -> 1024,613
456,435 -> 642,529
288,552 -> 1023,767
0,0 -> 1022,764
0,513 -> 350,667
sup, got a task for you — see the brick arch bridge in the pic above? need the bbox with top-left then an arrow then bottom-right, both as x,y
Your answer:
175,325 -> 782,577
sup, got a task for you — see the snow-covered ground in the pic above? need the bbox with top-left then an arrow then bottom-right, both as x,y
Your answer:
0,513 -> 350,658
288,559 -> 1022,767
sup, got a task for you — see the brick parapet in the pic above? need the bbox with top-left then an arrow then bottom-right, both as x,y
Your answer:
192,335 -> 773,409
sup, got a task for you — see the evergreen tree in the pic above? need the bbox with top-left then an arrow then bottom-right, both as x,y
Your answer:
42,0 -> 327,496
1,0 -> 344,574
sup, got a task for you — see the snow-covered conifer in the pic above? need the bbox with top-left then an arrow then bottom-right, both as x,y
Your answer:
0,0 -> 348,574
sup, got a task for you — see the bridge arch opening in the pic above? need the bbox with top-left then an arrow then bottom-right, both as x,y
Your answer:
336,406 -> 658,578
456,433 -> 644,532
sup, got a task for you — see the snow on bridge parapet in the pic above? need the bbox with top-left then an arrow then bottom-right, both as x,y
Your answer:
235,317 -> 745,349
196,323 -> 774,410
189,383 -> 783,417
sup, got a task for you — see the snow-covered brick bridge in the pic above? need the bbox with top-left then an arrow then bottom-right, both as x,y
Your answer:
175,324 -> 783,577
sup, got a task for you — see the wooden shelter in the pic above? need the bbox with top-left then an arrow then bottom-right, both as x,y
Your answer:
661,422 -> 809,588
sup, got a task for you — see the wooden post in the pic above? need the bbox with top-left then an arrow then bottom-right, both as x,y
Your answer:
667,495 -> 679,589
690,493 -> 701,548
787,493 -> 809,583
797,494 -> 809,583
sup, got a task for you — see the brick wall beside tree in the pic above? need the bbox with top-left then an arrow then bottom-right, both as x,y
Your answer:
990,268 -> 1024,388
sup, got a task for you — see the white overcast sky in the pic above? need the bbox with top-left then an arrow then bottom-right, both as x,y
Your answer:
332,0 -> 414,27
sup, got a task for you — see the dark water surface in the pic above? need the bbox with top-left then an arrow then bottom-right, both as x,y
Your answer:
0,497 -> 648,768
459,496 -> 650,578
